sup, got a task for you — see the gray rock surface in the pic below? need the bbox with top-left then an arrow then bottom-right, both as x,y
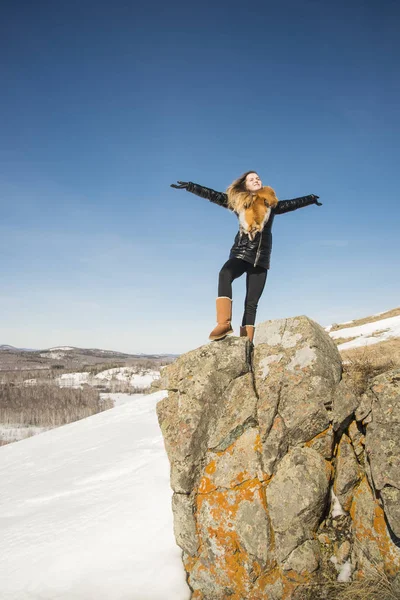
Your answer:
156,337 -> 251,492
364,369 -> 400,537
266,446 -> 330,563
332,379 -> 359,431
172,493 -> 198,556
282,540 -> 321,574
157,317 -> 400,599
334,433 -> 361,511
253,317 -> 341,476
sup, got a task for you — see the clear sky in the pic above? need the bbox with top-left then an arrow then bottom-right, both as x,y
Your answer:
1,0 -> 399,354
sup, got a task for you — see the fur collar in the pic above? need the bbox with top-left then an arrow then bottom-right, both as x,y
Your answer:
230,186 -> 279,240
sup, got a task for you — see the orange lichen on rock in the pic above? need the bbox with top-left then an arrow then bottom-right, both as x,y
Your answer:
191,478 -> 270,598
248,566 -> 281,599
333,434 -> 361,512
197,478 -> 262,518
373,503 -> 400,576
248,566 -> 308,600
254,432 -> 263,453
281,573 -> 308,600
183,553 -> 197,572
198,476 -> 217,494
203,428 -> 265,491
305,425 -> 331,445
350,477 -> 400,577
230,470 -> 248,487
190,549 -> 254,599
204,459 -> 217,475
304,425 -> 334,459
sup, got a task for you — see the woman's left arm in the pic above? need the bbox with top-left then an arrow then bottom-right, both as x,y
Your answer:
274,194 -> 322,214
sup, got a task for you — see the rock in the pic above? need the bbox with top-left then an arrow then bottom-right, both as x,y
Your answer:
253,316 -> 342,476
380,487 -> 400,539
332,380 -> 359,431
248,569 -> 283,600
259,413 -> 288,474
207,372 -> 257,451
336,540 -> 351,563
282,540 -> 321,574
348,420 -> 365,457
156,337 -> 251,492
305,425 -> 334,459
192,477 -> 271,598
266,446 -> 331,563
334,434 -> 362,511
200,427 -> 264,491
355,391 -> 372,422
317,533 -> 331,545
172,493 -> 198,556
157,317 -> 400,598
364,369 -> 400,537
350,477 -> 400,578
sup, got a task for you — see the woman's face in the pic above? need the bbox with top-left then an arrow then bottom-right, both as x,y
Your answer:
245,172 -> 262,192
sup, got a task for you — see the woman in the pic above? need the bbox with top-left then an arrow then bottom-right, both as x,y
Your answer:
171,171 -> 322,342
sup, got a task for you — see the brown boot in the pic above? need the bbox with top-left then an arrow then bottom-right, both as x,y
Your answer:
240,325 -> 255,343
209,297 -> 234,341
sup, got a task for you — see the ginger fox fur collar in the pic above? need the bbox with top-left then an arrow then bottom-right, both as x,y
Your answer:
226,185 -> 279,241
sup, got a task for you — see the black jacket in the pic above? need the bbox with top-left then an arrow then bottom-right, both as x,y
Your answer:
186,182 -> 318,270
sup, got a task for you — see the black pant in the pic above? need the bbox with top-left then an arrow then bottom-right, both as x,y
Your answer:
218,258 -> 268,326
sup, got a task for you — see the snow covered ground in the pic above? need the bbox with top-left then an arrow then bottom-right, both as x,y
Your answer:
100,392 -> 145,407
0,424 -> 49,443
0,391 -> 190,600
56,367 -> 160,390
49,346 -> 75,351
327,315 -> 400,351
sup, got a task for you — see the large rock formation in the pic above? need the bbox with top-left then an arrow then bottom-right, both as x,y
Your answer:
156,316 -> 400,599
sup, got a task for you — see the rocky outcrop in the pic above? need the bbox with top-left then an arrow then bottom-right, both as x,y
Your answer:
156,316 -> 400,599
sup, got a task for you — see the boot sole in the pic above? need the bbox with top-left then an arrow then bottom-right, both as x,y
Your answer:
209,328 -> 234,341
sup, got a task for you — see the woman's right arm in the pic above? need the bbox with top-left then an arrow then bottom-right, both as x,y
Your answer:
170,181 -> 229,209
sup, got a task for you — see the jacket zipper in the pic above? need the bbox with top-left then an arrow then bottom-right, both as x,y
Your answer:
254,232 -> 263,267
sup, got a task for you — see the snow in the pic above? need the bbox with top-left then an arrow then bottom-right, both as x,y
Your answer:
0,390 -> 190,600
57,367 -> 160,389
57,371 -> 90,387
0,425 -> 49,443
331,488 -> 346,518
331,555 -> 352,582
95,367 -> 159,387
49,346 -> 75,351
337,560 -> 352,582
40,351 -> 66,359
328,315 -> 400,351
100,392 -> 145,407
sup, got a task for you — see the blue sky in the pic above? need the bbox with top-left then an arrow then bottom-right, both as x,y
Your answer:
1,0 -> 399,354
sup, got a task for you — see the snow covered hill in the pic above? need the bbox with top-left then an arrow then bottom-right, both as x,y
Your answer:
325,307 -> 400,350
56,366 -> 160,390
0,391 -> 190,600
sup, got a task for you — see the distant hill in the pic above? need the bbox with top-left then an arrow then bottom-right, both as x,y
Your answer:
0,345 -> 21,351
0,344 -> 178,372
326,306 -> 400,370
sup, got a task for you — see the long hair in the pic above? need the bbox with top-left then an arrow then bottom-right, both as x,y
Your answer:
226,170 -> 278,213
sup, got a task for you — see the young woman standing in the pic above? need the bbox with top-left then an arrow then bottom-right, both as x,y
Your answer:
171,171 -> 321,342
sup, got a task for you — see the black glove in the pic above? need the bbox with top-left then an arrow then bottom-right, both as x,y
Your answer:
310,194 -> 322,206
170,181 -> 190,189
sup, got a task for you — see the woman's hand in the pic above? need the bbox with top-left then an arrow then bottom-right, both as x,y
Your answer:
170,181 -> 189,189
310,194 -> 322,206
